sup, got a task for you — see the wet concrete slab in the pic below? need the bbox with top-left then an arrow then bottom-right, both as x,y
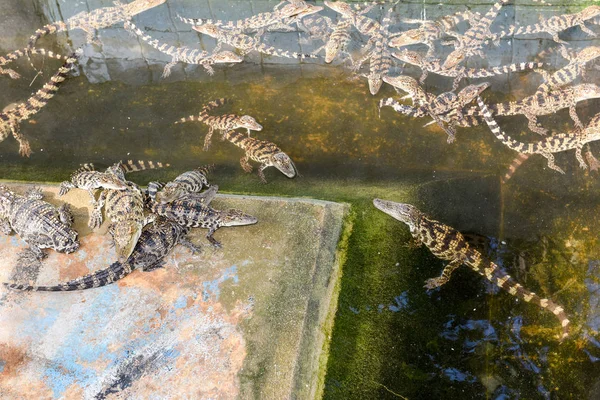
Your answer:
0,182 -> 348,399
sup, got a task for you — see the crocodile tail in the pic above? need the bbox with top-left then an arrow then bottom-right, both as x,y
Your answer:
476,97 -> 530,153
195,164 -> 215,177
177,13 -> 217,26
198,98 -> 229,122
120,160 -> 170,173
379,97 -> 420,117
223,129 -> 247,146
255,44 -> 318,59
501,153 -> 530,183
4,262 -> 134,291
472,62 -> 547,78
478,259 -> 569,340
26,22 -> 68,69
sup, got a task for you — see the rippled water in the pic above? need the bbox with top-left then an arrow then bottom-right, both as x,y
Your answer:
2,0 -> 600,398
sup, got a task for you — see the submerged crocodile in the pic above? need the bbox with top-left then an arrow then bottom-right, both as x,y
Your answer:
175,98 -> 263,151
464,83 -> 600,135
124,20 -> 243,78
147,165 -> 214,203
223,130 -> 297,183
27,0 -> 165,66
149,196 -> 257,248
0,51 -> 79,157
0,185 -> 79,262
373,199 -> 570,340
390,10 -> 478,57
442,0 -> 509,70
535,46 -> 600,94
5,218 -> 199,291
477,96 -> 600,174
487,5 -> 600,45
393,49 -> 546,90
192,23 -> 315,60
380,82 -> 490,142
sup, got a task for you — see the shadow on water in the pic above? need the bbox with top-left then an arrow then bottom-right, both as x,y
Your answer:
1,0 -> 600,398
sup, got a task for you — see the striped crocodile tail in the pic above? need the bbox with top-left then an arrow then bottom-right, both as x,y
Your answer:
470,62 -> 547,78
1,48 -> 70,79
195,163 -> 215,177
483,260 -> 569,340
502,153 -> 530,183
4,261 -> 133,292
476,96 -> 527,152
120,159 -> 171,173
26,22 -> 68,69
255,44 -> 318,59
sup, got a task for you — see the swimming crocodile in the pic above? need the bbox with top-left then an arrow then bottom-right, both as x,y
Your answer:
442,0 -> 509,70
380,82 -> 490,142
0,51 -> 79,157
477,96 -> 600,174
0,48 -> 69,80
535,46 -> 600,95
124,20 -> 243,77
487,5 -> 600,45
390,10 -> 479,57
5,218 -> 199,291
223,130 -> 297,183
392,49 -> 547,90
192,23 -> 315,60
464,83 -> 600,135
0,185 -> 79,263
27,0 -> 165,67
373,199 -> 570,340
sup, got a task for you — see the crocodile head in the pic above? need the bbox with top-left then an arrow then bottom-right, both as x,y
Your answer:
389,28 -> 425,48
457,82 -> 490,105
368,73 -> 383,96
105,162 -> 127,181
382,75 -> 421,95
271,152 -> 297,178
277,2 -> 310,18
192,24 -> 221,38
127,0 -> 166,15
219,209 -> 258,227
391,49 -> 423,66
373,199 -> 423,233
442,49 -> 465,70
574,84 -> 600,102
112,220 -> 143,260
97,173 -> 129,191
212,51 -> 244,64
238,116 -> 263,132
154,184 -> 186,204
324,1 -> 354,17
580,5 -> 600,20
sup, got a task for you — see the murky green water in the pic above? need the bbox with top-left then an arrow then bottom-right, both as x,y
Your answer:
2,0 -> 600,398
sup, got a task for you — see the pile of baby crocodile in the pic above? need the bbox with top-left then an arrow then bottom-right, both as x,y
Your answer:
4,161 -> 257,291
3,0 -> 599,339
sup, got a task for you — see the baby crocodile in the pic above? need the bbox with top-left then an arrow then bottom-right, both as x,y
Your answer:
373,199 -> 570,340
0,51 -> 79,157
0,47 -> 69,80
59,163 -> 128,205
124,20 -> 243,78
223,130 -> 297,183
477,96 -> 600,174
5,218 -> 199,291
176,98 -> 263,151
149,197 -> 257,248
0,185 -> 79,261
148,164 -> 214,203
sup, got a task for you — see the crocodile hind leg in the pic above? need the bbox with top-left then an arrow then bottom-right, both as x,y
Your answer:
258,164 -> 269,184
179,236 -> 202,254
524,112 -> 547,135
206,226 -> 222,248
585,145 -> 600,171
10,124 -> 32,157
58,181 -> 76,196
542,151 -> 565,174
161,60 -> 177,78
575,143 -> 587,169
58,204 -> 75,226
423,259 -> 462,289
580,23 -> 597,38
0,218 -> 12,235
569,105 -> 584,130
203,127 -> 215,151
25,186 -> 44,200
550,30 -> 568,45
240,155 -> 253,173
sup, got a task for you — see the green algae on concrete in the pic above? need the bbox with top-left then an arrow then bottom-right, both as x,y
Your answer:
0,182 -> 348,399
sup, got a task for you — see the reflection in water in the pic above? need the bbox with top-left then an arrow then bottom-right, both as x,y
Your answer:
584,260 -> 600,362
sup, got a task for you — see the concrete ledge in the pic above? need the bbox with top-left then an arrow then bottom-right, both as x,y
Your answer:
0,183 -> 348,399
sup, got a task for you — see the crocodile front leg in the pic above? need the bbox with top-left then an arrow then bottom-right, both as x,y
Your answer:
179,236 -> 202,254
542,151 -> 565,174
575,143 -> 587,169
59,181 -> 76,196
0,218 -> 12,235
206,226 -> 222,248
258,164 -> 269,183
10,124 -> 32,157
89,191 -> 106,229
240,155 -> 253,173
569,105 -> 584,130
161,60 -> 177,78
580,22 -> 596,38
550,30 -> 567,45
203,126 -> 215,151
585,145 -> 600,171
423,259 -> 462,289
524,112 -> 548,135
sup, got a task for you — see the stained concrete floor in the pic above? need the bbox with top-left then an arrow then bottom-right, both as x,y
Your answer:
0,182 -> 348,399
